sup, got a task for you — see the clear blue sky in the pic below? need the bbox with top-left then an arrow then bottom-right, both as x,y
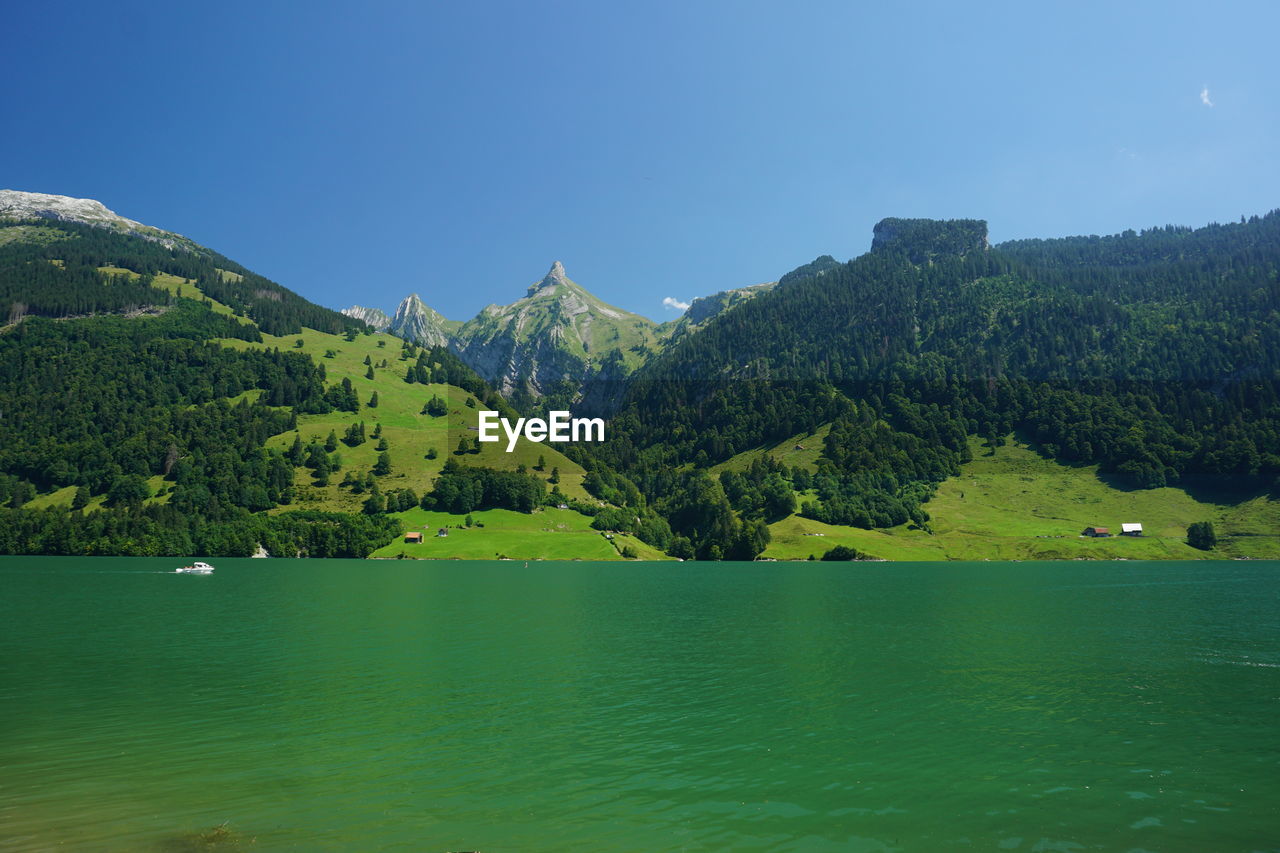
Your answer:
4,1 -> 1277,321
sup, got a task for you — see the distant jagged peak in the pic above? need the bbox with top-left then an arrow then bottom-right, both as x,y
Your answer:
388,292 -> 452,347
397,293 -> 426,312
394,292 -> 447,320
527,260 -> 571,296
342,305 -> 391,330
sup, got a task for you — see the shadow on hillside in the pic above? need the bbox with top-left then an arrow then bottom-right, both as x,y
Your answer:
1093,470 -> 1273,505
1012,431 -> 1276,506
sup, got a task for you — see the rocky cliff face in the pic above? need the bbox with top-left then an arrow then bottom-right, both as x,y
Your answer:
388,294 -> 455,348
341,305 -> 391,329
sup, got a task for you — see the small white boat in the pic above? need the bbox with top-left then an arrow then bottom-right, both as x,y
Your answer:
175,561 -> 215,574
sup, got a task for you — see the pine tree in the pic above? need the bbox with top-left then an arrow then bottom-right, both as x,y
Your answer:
324,430 -> 338,452
373,452 -> 392,476
368,392 -> 379,408
313,453 -> 332,486
344,422 -> 366,446
365,366 -> 375,380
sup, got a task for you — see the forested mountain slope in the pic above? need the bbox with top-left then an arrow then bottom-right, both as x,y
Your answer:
1,209 -> 364,335
4,192 -> 1277,562
591,214 -> 1280,557
0,210 -> 650,559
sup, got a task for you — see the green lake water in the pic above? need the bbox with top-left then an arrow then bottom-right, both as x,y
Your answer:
1,558 -> 1277,851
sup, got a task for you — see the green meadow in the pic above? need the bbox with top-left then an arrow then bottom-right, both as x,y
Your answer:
97,267 -> 250,323
763,437 -> 1280,561
369,506 -> 670,561
711,423 -> 832,475
217,326 -> 597,516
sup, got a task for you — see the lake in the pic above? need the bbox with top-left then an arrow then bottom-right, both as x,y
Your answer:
1,558 -> 1277,851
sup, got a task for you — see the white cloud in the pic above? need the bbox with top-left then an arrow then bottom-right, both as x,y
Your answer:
663,296 -> 690,311
1200,86 -> 1214,107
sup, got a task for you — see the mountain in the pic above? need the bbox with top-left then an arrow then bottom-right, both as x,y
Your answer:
679,281 -> 776,324
343,296 -> 459,347
387,294 -> 459,348
776,254 -> 841,287
449,261 -> 662,403
342,261 -> 840,410
358,262 -> 665,409
1,190 -> 364,336
869,217 -> 988,262
0,195 -> 649,560
4,188 -> 1277,562
0,189 -> 199,251
595,212 -> 1280,557
659,256 -> 845,346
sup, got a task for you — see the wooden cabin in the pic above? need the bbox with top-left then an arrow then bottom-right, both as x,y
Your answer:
1082,526 -> 1111,537
404,531 -> 424,543
1121,523 -> 1143,536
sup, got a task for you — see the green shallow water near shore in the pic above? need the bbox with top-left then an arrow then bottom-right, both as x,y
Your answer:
1,558 -> 1277,851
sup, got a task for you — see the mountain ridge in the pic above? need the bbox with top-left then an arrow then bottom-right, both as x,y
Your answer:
0,189 -> 199,252
2,190 -> 1278,562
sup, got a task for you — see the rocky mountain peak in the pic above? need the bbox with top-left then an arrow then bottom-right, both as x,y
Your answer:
527,260 -> 569,296
0,189 -> 193,250
388,293 -> 452,347
0,189 -> 143,228
396,293 -> 426,313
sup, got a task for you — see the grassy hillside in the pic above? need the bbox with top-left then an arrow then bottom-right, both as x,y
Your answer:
369,506 -> 670,561
217,327 -> 599,514
225,323 -> 671,561
762,437 -> 1280,561
13,268 -> 645,559
711,423 -> 833,475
